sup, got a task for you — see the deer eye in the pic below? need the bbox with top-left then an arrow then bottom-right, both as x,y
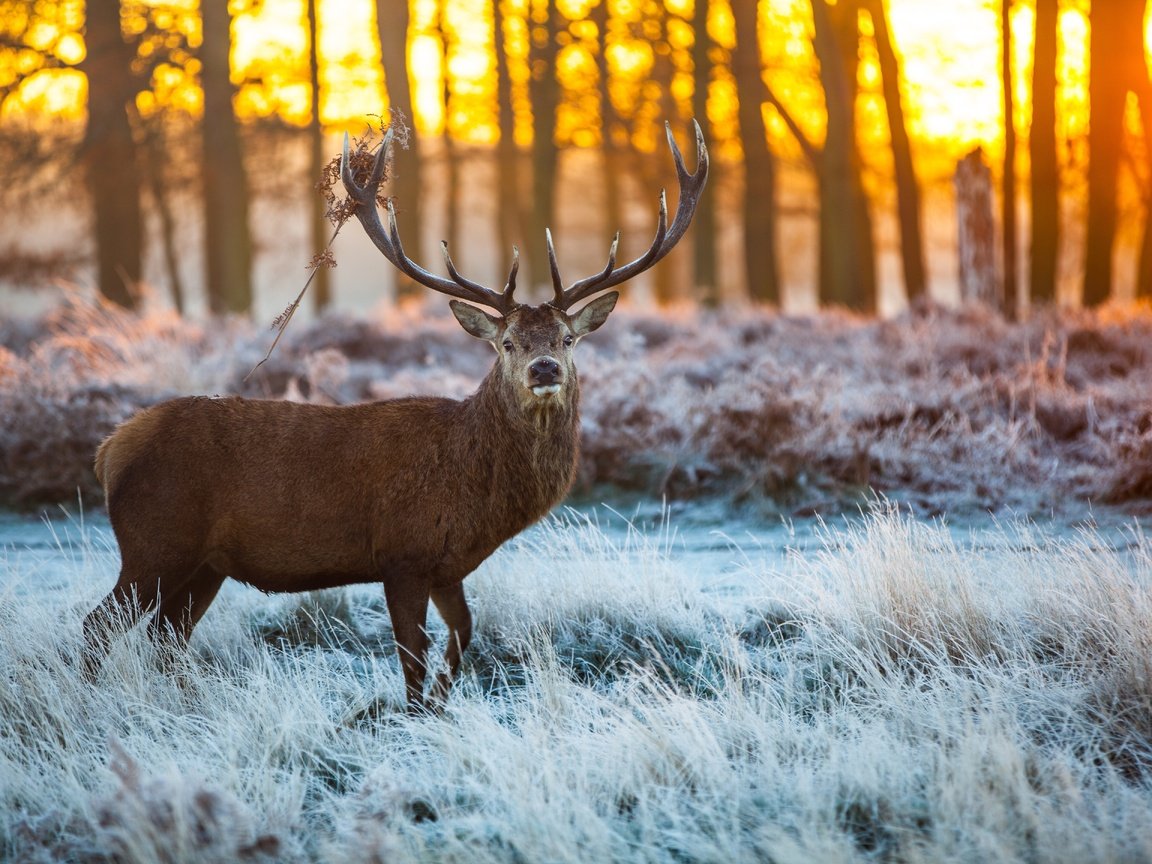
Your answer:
502,340 -> 514,352
563,334 -> 574,347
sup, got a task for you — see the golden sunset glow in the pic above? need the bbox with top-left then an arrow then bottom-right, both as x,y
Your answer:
0,0 -> 1124,172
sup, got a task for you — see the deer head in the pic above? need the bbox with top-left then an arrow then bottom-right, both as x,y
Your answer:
340,121 -> 709,410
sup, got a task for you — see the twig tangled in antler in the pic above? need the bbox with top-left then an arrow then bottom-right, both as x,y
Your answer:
245,113 -> 409,381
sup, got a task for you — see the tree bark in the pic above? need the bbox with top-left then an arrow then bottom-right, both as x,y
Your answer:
811,0 -> 875,312
1083,0 -> 1144,307
81,1 -> 142,309
376,0 -> 423,301
201,0 -> 253,315
1126,15 -> 1152,299
591,0 -> 624,250
493,0 -> 523,271
1029,0 -> 1059,307
731,0 -> 780,304
691,0 -> 718,305
1001,0 -> 1018,318
308,0 -> 332,313
1135,84 -> 1152,300
141,120 -> 186,315
648,3 -> 680,304
865,0 -> 927,304
527,0 -> 561,295
440,5 -> 461,259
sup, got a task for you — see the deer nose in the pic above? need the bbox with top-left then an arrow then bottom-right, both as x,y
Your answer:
529,357 -> 561,385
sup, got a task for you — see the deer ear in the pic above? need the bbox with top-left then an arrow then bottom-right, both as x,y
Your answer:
570,291 -> 619,337
450,300 -> 503,341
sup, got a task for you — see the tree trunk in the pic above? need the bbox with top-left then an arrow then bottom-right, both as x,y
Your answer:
956,148 -> 1000,306
201,0 -> 253,315
376,0 -> 423,301
81,1 -> 142,309
1126,16 -> 1152,299
1001,0 -> 1018,318
493,0 -> 523,270
649,3 -> 680,305
691,0 -> 718,305
591,0 -> 624,249
141,120 -> 186,315
1135,83 -> 1152,300
440,6 -> 461,259
1083,0 -> 1144,307
1029,0 -> 1059,307
812,0 -> 875,312
527,0 -> 561,295
308,0 -> 331,313
865,0 -> 927,305
731,0 -> 780,304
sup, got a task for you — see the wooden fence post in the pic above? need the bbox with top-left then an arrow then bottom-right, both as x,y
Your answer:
955,148 -> 1001,308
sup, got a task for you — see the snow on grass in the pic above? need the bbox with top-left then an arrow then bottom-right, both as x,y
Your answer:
2,296 -> 1152,511
2,505 -> 1151,862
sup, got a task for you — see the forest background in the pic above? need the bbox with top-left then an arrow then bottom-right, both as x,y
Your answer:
4,0 -> 1152,324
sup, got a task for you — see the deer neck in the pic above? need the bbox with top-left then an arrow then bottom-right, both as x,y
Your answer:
467,366 -> 581,509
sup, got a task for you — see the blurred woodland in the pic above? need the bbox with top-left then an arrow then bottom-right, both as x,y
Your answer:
3,0 -> 1152,318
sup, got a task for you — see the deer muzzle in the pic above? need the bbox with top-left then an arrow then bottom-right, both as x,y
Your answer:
528,357 -> 563,396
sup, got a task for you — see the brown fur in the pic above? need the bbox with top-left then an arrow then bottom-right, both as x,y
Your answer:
83,300 -> 616,711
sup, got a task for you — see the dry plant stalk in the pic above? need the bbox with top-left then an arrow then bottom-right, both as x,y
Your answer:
245,113 -> 409,381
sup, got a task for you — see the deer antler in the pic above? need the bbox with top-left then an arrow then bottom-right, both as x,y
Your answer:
341,128 -> 521,315
547,120 -> 709,311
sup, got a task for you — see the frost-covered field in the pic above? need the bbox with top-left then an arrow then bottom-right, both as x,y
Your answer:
2,298 -> 1152,861
2,505 -> 1152,862
2,294 -> 1151,512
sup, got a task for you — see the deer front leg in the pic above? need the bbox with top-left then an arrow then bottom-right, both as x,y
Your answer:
428,582 -> 473,708
382,572 -> 432,714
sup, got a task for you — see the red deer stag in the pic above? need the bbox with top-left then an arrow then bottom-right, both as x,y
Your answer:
83,121 -> 708,711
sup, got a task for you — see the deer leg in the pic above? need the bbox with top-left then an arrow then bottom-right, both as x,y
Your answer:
82,561 -> 166,680
382,574 -> 432,714
428,582 -> 473,707
148,565 -> 226,649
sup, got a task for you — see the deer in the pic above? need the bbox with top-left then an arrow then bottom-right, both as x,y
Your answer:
83,120 -> 708,712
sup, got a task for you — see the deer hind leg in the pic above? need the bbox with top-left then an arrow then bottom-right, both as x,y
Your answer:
82,550 -> 203,681
82,560 -> 169,680
428,582 -> 473,708
382,573 -> 432,714
148,564 -> 226,650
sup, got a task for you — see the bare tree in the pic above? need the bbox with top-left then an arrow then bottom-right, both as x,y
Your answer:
493,0 -> 523,266
1083,0 -> 1146,307
864,0 -> 927,305
1029,0 -> 1059,307
527,0 -> 562,293
140,118 -> 187,314
440,2 -> 461,258
769,0 -> 875,312
376,0 -> 423,301
81,1 -> 143,309
731,0 -> 780,304
201,0 -> 253,315
307,0 -> 331,312
1001,0 -> 1018,318
691,0 -> 718,305
591,0 -> 624,249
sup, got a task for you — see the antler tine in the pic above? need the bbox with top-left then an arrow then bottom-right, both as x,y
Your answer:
505,246 -> 520,297
341,126 -> 517,315
551,119 -> 709,310
545,229 -> 565,304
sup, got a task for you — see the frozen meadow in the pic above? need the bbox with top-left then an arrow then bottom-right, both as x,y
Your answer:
2,504 -> 1152,862
1,297 -> 1152,861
